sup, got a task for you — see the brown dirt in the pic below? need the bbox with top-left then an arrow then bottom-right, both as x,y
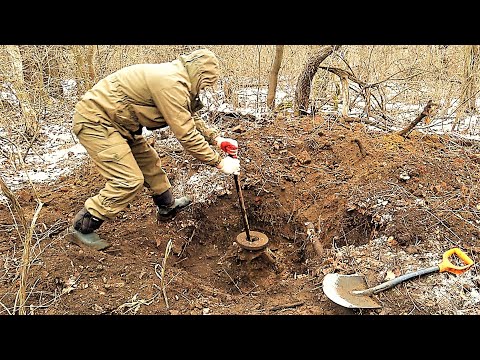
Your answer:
1,113 -> 480,315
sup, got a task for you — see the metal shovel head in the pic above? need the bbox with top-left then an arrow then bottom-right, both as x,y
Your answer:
322,273 -> 382,309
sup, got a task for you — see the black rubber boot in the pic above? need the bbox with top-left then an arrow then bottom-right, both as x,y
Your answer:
69,207 -> 110,250
153,190 -> 192,222
73,207 -> 104,234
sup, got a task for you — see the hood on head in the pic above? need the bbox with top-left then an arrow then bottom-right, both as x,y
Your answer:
180,48 -> 219,96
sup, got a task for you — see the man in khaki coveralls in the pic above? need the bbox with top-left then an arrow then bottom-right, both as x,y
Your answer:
70,48 -> 240,250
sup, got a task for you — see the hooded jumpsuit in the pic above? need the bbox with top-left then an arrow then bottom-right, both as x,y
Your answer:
72,49 -> 223,222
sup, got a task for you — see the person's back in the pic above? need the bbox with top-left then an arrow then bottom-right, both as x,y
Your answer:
74,54 -> 213,139
75,62 -> 183,129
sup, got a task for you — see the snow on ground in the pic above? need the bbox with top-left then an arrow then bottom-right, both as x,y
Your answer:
1,86 -> 480,202
7,142 -> 86,187
1,122 -> 87,193
333,235 -> 480,315
1,85 -> 479,314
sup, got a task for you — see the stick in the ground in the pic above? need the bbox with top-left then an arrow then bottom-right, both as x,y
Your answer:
353,138 -> 367,157
397,100 -> 438,137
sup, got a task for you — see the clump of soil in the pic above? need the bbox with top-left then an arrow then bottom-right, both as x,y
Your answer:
1,113 -> 479,315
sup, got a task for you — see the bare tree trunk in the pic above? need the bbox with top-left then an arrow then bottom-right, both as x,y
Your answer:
86,45 -> 97,85
453,45 -> 479,131
71,46 -> 87,94
340,73 -> 349,116
222,74 -> 239,108
333,80 -> 340,112
294,45 -> 341,115
267,45 -> 284,110
45,50 -> 64,99
71,45 -> 96,94
365,87 -> 371,118
318,65 -> 360,117
5,45 -> 39,137
465,45 -> 479,112
18,46 -> 50,104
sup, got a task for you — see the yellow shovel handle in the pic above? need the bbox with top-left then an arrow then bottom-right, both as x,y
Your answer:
438,248 -> 474,274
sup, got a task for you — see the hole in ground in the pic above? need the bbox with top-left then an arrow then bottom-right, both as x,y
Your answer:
171,191 -> 310,296
333,210 -> 376,248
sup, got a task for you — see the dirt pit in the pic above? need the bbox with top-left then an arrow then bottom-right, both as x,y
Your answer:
1,113 -> 479,315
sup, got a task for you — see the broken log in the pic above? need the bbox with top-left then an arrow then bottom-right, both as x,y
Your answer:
397,100 -> 438,137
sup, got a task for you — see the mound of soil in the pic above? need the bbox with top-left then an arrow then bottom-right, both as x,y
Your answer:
1,113 -> 479,315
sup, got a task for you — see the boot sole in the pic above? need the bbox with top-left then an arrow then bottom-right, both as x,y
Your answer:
68,227 -> 111,251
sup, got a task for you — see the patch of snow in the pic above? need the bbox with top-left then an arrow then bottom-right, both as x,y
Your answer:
61,79 -> 77,97
175,167 -> 232,204
1,82 -> 19,106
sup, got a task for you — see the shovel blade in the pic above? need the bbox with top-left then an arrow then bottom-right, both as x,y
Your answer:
322,273 -> 382,309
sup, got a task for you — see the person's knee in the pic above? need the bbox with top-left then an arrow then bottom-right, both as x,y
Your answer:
125,175 -> 145,195
109,173 -> 145,198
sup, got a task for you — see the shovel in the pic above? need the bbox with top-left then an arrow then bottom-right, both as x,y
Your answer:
322,247 -> 474,309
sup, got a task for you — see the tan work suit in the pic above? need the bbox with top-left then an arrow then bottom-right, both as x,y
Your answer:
73,49 -> 222,221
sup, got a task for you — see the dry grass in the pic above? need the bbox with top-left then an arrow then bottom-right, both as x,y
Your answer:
154,239 -> 174,309
0,174 -> 43,315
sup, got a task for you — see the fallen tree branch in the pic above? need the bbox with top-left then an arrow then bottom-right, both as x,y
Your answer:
319,66 -> 423,90
397,100 -> 438,137
269,301 -> 304,312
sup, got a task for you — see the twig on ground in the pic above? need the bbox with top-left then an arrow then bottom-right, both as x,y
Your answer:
268,301 -> 304,312
114,293 -> 157,315
222,268 -> 243,294
178,228 -> 195,258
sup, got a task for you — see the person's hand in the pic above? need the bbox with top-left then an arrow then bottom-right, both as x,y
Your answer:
216,136 -> 238,157
217,156 -> 240,175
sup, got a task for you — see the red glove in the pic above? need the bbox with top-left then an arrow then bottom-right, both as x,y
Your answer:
216,137 -> 238,157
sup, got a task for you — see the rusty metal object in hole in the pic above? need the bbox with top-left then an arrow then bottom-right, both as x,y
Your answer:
236,230 -> 269,251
